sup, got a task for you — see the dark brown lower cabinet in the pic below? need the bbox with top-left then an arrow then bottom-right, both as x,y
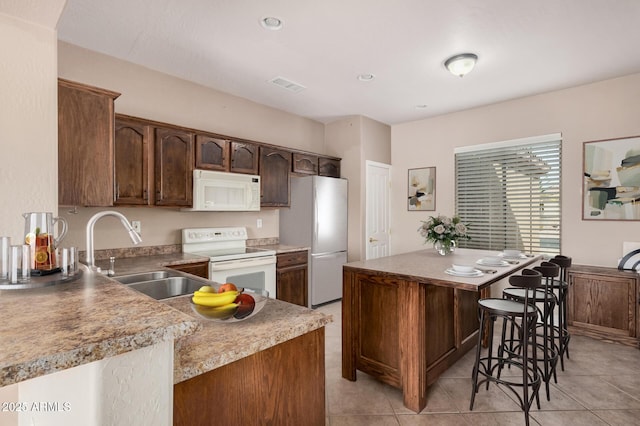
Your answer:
276,250 -> 308,307
174,328 -> 325,426
568,265 -> 639,347
167,261 -> 209,279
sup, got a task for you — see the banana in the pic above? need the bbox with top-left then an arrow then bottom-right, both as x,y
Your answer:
194,303 -> 238,319
192,291 -> 238,307
193,290 -> 239,299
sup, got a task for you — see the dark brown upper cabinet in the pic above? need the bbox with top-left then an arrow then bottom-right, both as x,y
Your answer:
154,127 -> 194,206
230,141 -> 259,174
195,134 -> 230,171
318,156 -> 341,178
58,79 -> 120,206
292,152 -> 319,175
114,116 -> 151,205
259,146 -> 291,207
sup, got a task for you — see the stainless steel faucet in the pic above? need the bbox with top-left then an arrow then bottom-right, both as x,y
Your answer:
85,210 -> 142,272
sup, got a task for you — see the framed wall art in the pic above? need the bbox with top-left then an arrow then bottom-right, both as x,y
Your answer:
583,135 -> 640,220
408,167 -> 435,211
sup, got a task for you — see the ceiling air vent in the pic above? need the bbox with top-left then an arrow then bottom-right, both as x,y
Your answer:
268,76 -> 306,93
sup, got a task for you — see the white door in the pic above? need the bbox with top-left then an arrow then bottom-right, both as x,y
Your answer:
365,161 -> 391,260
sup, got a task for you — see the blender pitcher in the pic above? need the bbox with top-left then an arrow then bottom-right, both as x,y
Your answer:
23,212 -> 68,271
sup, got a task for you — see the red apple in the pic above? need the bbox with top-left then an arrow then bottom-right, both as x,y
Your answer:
218,282 -> 238,293
234,293 -> 255,319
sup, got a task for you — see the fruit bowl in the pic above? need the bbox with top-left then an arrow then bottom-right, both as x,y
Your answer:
190,287 -> 269,322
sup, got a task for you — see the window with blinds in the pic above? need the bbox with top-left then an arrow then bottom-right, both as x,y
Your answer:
455,134 -> 561,255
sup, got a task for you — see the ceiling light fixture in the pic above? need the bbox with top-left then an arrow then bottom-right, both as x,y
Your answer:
260,16 -> 283,30
357,73 -> 375,82
444,53 -> 478,77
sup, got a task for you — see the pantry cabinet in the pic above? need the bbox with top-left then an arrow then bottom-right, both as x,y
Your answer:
260,146 -> 291,207
58,79 -> 120,206
114,116 -> 151,205
154,127 -> 194,206
230,141 -> 259,174
276,250 -> 308,307
195,134 -> 229,171
568,265 -> 639,347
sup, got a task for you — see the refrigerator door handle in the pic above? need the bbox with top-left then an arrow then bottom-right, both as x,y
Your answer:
313,185 -> 319,244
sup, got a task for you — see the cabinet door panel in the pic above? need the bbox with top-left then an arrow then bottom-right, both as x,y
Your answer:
155,128 -> 194,206
114,118 -> 149,205
293,152 -> 318,175
230,141 -> 258,174
58,79 -> 119,206
571,274 -> 634,333
318,157 -> 341,178
260,147 -> 291,207
195,135 -> 229,171
167,261 -> 209,279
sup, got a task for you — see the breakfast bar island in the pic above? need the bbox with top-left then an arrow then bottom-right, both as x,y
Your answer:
342,248 -> 540,413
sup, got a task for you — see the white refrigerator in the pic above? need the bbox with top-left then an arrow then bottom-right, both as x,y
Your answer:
279,176 -> 348,308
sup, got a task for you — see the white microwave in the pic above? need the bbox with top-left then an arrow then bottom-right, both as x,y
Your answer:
187,170 -> 261,211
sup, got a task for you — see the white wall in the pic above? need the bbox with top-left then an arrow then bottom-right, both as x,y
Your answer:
0,341 -> 173,426
391,73 -> 640,267
0,11 -> 60,244
325,116 -> 391,261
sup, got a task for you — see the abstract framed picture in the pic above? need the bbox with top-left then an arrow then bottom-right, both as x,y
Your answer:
408,167 -> 435,211
583,135 -> 640,220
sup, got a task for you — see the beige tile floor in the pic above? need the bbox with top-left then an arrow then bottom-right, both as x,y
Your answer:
317,301 -> 640,426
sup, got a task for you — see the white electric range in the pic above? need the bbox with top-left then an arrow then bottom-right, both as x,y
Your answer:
181,227 -> 277,298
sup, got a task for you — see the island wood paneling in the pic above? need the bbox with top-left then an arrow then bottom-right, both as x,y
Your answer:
174,328 -> 325,426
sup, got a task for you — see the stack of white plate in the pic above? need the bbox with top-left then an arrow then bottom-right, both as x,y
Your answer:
500,250 -> 526,259
476,256 -> 509,267
445,263 -> 483,277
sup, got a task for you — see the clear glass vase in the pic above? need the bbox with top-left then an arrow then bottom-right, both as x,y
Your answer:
434,240 -> 456,256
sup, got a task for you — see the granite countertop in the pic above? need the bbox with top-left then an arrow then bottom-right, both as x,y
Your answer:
1,251 -> 331,387
164,295 -> 330,383
253,244 -> 310,254
344,247 -> 542,291
0,265 -> 199,387
94,252 -> 210,275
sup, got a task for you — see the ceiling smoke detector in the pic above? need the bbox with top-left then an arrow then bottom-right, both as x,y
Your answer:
269,76 -> 306,93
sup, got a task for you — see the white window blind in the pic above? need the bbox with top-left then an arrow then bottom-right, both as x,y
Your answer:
455,134 -> 561,255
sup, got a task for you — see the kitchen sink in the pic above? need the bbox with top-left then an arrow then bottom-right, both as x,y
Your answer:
114,270 -> 183,284
114,271 -> 208,300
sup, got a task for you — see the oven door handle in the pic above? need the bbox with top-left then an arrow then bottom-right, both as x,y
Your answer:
210,257 -> 276,271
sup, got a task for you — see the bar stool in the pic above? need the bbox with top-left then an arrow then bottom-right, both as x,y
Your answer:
470,269 -> 542,426
549,255 -> 572,371
502,261 -> 560,401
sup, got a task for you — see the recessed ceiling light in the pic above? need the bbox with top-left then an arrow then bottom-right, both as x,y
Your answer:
357,73 -> 375,82
260,16 -> 283,30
